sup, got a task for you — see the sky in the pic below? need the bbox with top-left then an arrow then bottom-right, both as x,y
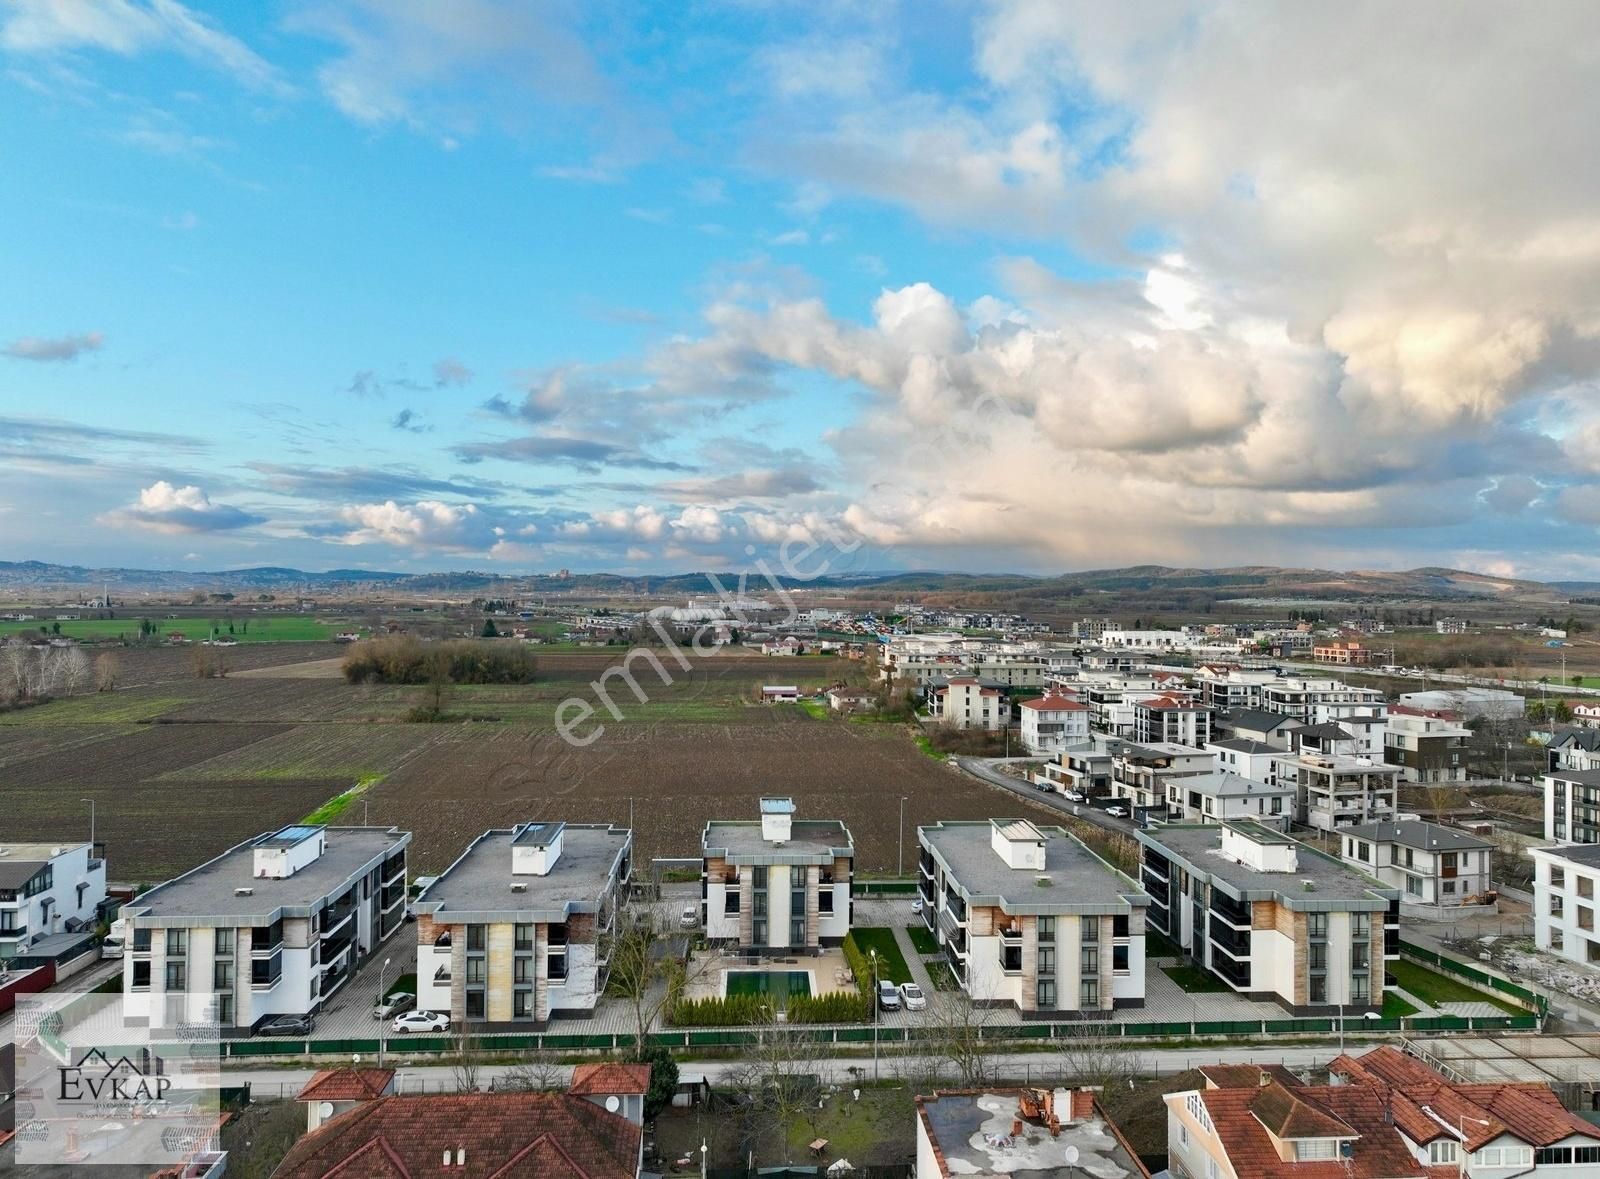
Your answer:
2,1 -> 1599,581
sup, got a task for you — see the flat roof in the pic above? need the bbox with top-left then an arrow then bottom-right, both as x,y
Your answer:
917,1091 -> 1143,1179
417,824 -> 630,923
126,827 -> 410,926
1137,824 -> 1396,910
702,819 -> 853,864
919,821 -> 1146,915
1548,769 -> 1600,786
1281,752 -> 1401,775
1531,843 -> 1600,869
1343,820 -> 1493,852
0,842 -> 91,860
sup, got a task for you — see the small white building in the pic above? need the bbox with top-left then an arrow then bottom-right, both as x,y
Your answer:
1163,771 -> 1294,828
1207,738 -> 1283,786
1531,842 -> 1600,970
760,685 -> 800,704
1017,693 -> 1090,754
1340,820 -> 1494,906
0,841 -> 107,962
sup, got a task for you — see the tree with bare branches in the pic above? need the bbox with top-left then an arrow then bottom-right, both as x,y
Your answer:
726,1012 -> 823,1165
917,983 -> 1006,1088
448,1032 -> 484,1093
1054,1018 -> 1146,1096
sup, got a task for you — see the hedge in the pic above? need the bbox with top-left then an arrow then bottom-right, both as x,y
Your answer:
787,991 -> 869,1024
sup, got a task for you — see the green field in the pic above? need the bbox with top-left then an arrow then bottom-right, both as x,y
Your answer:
0,617 -> 339,642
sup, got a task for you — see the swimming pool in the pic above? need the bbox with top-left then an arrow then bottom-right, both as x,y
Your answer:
723,970 -> 813,1000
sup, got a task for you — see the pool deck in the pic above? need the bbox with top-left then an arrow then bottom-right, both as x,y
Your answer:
681,947 -> 855,1002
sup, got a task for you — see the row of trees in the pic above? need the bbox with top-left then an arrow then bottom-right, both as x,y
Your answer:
342,636 -> 538,685
0,640 -> 115,705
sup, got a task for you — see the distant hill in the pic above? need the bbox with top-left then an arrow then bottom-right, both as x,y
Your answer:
0,559 -> 1576,604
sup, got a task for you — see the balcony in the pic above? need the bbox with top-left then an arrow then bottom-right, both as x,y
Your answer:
999,944 -> 1022,974
1210,945 -> 1252,989
939,907 -> 967,941
997,925 -> 1023,946
1208,915 -> 1251,958
0,925 -> 27,942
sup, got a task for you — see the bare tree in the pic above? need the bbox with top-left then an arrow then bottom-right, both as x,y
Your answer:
59,646 -> 90,696
495,1047 -> 565,1092
448,1032 -> 484,1093
726,1013 -> 822,1165
1054,1019 -> 1146,1096
919,983 -> 1005,1088
601,878 -> 716,1055
95,652 -> 118,692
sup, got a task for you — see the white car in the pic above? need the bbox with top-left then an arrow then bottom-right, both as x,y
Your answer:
392,1010 -> 450,1034
1105,806 -> 1129,818
1064,791 -> 1085,802
899,982 -> 927,1011
680,905 -> 699,929
910,896 -> 924,915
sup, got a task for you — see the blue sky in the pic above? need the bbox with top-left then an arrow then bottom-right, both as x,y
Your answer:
2,2 -> 1598,579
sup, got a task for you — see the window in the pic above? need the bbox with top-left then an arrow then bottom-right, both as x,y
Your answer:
1297,1140 -> 1338,1161
1036,979 -> 1055,1009
1351,944 -> 1369,971
1309,943 -> 1327,970
166,929 -> 188,956
133,928 -> 152,952
1351,975 -> 1369,1002
1308,913 -> 1328,937
1179,1122 -> 1188,1146
1551,929 -> 1564,951
1576,1146 -> 1600,1165
213,961 -> 233,991
725,891 -> 740,915
217,994 -> 233,1024
1551,866 -> 1566,888
514,924 -> 533,951
818,890 -> 834,914
1535,1147 -> 1573,1166
1113,944 -> 1129,974
1206,1157 -> 1219,1179
1112,914 -> 1129,938
1184,1093 -> 1213,1134
466,924 -> 486,952
164,962 -> 186,991
1081,946 -> 1099,976
131,960 -> 151,990
465,991 -> 485,1020
465,958 -> 486,985
1407,875 -> 1422,896
1357,842 -> 1369,863
1309,975 -> 1327,1004
790,916 -> 806,946
513,990 -> 533,1019
1351,912 -> 1369,937
215,929 -> 234,956
1037,947 -> 1055,976
513,956 -> 533,984
1079,978 -> 1099,1007
1443,880 -> 1456,894
1082,918 -> 1099,943
1581,876 -> 1596,900
1579,906 -> 1595,932
1037,916 -> 1054,943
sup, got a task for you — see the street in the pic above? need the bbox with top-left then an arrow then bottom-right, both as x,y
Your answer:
953,756 -> 1137,836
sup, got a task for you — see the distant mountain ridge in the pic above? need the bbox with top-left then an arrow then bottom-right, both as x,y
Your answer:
0,559 -> 1576,603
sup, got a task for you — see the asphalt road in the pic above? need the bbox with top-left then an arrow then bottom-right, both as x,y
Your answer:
210,1041 -> 1356,1099
1275,658 -> 1600,697
953,756 -> 1137,835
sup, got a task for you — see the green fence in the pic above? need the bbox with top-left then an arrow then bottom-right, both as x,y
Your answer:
1397,939 -> 1547,1015
854,879 -> 918,895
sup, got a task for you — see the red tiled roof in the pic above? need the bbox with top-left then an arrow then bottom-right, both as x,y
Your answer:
1196,1087 -> 1420,1179
569,1063 -> 650,1096
1138,692 -> 1198,710
1249,1082 -> 1354,1140
270,1092 -> 642,1179
1019,695 -> 1087,712
1199,1063 -> 1303,1090
296,1069 -> 395,1103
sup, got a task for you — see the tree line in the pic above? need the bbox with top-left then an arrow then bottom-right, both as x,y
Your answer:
341,635 -> 538,685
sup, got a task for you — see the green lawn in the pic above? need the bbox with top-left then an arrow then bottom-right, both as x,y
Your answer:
1387,959 -> 1523,1014
904,924 -> 939,955
385,973 -> 416,999
1161,963 -> 1229,993
1145,928 -> 1184,959
0,617 -> 338,642
798,699 -> 829,720
847,928 -> 913,985
1382,990 -> 1420,1018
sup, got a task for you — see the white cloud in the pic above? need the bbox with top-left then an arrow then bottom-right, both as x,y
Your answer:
99,481 -> 263,534
0,0 -> 288,93
4,331 -> 103,362
334,499 -> 498,551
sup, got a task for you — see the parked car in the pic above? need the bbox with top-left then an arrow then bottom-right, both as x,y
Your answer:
877,981 -> 901,1012
392,1010 -> 450,1034
1105,806 -> 1129,818
1064,791 -> 1085,802
373,992 -> 416,1020
899,982 -> 927,1011
259,1014 -> 314,1037
909,896 -> 924,915
1034,780 -> 1054,792
679,905 -> 699,929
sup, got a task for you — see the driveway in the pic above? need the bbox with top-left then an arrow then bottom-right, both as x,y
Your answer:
953,757 -> 1138,836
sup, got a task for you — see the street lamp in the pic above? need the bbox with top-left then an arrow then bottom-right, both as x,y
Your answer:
80,798 -> 94,850
898,796 -> 908,878
376,956 -> 392,1069
869,948 -> 880,1083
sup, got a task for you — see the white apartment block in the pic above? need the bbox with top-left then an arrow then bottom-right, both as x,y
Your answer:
1017,693 -> 1089,754
702,799 -> 853,953
1340,820 -> 1494,906
1164,771 -> 1294,829
1138,822 -> 1398,1013
931,678 -> 1008,731
120,824 -> 410,1031
1111,742 -> 1216,815
1207,738 -> 1283,785
1133,693 -> 1212,746
0,841 -> 107,962
1544,768 -> 1600,845
918,820 -> 1148,1015
1531,843 -> 1600,970
1383,711 -> 1472,783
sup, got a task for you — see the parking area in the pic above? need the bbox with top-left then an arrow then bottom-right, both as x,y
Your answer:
306,933 -> 418,1040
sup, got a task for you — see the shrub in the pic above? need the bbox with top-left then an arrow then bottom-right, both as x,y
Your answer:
342,636 -> 537,685
632,1044 -> 679,1119
669,994 -> 769,1027
787,991 -> 868,1024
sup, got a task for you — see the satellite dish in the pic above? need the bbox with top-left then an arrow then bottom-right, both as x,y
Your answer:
1062,1145 -> 1080,1166
605,1095 -> 621,1113
318,1102 -> 335,1119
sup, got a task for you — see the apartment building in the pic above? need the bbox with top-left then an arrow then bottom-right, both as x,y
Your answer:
1077,672 -> 1192,735
930,678 -> 1008,731
1312,639 -> 1372,665
1260,678 -> 1385,723
1206,738 -> 1282,785
1110,742 -> 1215,817
1543,768 -> 1600,844
1548,729 -> 1600,774
918,819 -> 1148,1015
702,799 -> 853,953
1531,843 -> 1600,969
1168,1045 -> 1600,1179
1035,735 -> 1122,796
414,822 -> 631,1027
1383,710 -> 1472,783
121,824 -> 410,1031
1279,751 -> 1400,831
1215,708 -> 1304,749
0,840 -> 106,963
1137,822 -> 1398,1013
1163,771 -> 1294,829
1340,820 -> 1494,905
1197,667 -> 1279,714
1017,693 -> 1089,755
1133,694 -> 1211,746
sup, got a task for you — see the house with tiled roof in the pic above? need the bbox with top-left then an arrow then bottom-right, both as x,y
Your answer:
1133,693 -> 1212,747
931,677 -> 1008,731
297,1068 -> 396,1131
569,1063 -> 650,1126
1018,693 -> 1090,754
270,1090 -> 644,1178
